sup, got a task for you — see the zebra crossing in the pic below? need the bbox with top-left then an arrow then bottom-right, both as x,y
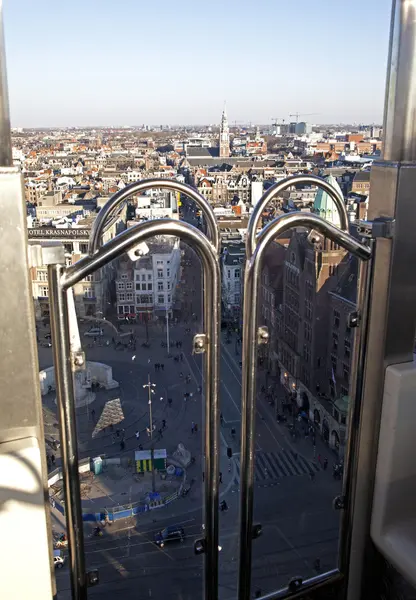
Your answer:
234,449 -> 320,487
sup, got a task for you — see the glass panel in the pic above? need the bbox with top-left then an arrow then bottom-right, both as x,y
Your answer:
248,238 -> 356,596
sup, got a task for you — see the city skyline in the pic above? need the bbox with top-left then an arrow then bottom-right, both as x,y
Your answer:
5,0 -> 391,127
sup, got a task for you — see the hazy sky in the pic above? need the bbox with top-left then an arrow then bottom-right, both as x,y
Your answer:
4,0 -> 392,127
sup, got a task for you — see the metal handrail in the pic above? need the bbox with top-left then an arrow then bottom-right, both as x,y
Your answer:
237,211 -> 371,600
88,178 -> 220,255
247,174 -> 349,259
49,218 -> 221,600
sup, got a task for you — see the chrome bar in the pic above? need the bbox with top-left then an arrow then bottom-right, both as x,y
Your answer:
382,0 -> 416,162
339,241 -> 375,575
247,174 -> 349,259
258,569 -> 341,600
88,178 -> 220,255
238,212 -> 371,600
0,4 -> 12,167
48,264 -> 87,600
56,218 -> 221,599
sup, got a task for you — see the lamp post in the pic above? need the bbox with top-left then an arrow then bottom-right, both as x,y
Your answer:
143,374 -> 156,492
165,305 -> 170,355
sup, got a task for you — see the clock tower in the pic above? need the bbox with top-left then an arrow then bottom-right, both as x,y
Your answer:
219,104 -> 230,158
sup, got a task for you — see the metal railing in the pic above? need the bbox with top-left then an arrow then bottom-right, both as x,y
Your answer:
238,190 -> 372,600
47,185 -> 222,600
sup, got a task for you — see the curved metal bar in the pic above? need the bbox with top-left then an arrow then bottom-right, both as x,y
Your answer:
238,212 -> 371,600
247,174 -> 349,260
88,178 -> 220,255
58,219 -> 220,600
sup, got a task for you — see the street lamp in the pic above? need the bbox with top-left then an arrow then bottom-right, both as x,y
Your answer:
143,374 -> 157,492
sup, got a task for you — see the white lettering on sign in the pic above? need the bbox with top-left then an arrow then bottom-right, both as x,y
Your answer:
28,228 -> 90,239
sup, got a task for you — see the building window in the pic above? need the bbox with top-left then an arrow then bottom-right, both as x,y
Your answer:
235,269 -> 240,278
331,354 -> 337,372
167,295 -> 171,303
167,282 -> 171,290
341,414 -> 347,425
142,283 -> 147,291
148,274 -> 152,280
118,305 -> 123,315
121,273 -> 128,280
333,408 -> 340,422
332,332 -> 338,351
167,268 -> 170,277
148,283 -> 152,291
80,243 -> 88,254
83,274 -> 94,282
117,282 -> 125,291
136,284 -> 140,291
156,260 -> 163,265
305,300 -> 312,321
39,285 -> 48,297
158,281 -> 163,291
126,282 -> 133,290
303,344 -> 310,363
37,270 -> 48,282
157,269 -> 163,279
343,363 -> 350,381
158,294 -> 164,304
119,293 -> 125,301
345,339 -> 351,359
126,293 -> 133,302
84,287 -> 94,298
141,274 -> 146,281
341,385 -> 349,397
304,322 -> 312,343
136,273 -> 141,281
333,310 -> 340,329
227,269 -> 231,278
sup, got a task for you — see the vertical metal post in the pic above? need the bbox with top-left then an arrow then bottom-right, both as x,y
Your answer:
166,306 -> 170,355
346,1 -> 416,598
0,4 -> 12,167
48,263 -> 87,600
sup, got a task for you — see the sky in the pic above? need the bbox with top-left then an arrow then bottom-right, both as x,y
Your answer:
4,0 -> 392,127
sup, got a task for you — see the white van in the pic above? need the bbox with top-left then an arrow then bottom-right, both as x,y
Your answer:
84,328 -> 104,337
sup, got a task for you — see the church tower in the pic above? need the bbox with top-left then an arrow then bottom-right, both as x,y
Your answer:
219,104 -> 230,158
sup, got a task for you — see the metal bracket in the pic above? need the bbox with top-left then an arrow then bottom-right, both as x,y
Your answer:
71,350 -> 86,372
257,326 -> 269,346
127,241 -> 150,262
355,217 -> 395,239
333,495 -> 345,510
252,523 -> 262,539
347,310 -> 360,328
193,333 -> 206,354
288,576 -> 303,593
194,538 -> 206,555
307,229 -> 323,247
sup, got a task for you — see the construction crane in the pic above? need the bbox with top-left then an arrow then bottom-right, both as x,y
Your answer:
289,112 -> 319,123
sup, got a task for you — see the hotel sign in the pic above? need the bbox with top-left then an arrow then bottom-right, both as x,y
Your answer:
28,228 -> 90,239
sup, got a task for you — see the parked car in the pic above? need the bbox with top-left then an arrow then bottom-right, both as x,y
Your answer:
53,549 -> 65,569
154,525 -> 185,548
44,332 -> 52,340
84,328 -> 104,337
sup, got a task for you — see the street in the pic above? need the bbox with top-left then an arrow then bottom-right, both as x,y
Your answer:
41,203 -> 343,599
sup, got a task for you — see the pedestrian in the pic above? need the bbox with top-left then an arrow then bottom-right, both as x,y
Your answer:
154,363 -> 157,371
323,457 -> 328,470
191,421 -> 195,434
146,427 -> 151,437
179,372 -> 183,378
120,440 -> 125,451
161,363 -> 164,371
135,430 -> 140,441
194,423 -> 198,432
162,419 -> 166,429
91,408 -> 95,420
168,398 -> 172,406
220,413 -> 224,426
189,392 -> 193,399
219,472 -> 222,484
183,393 -> 187,402
112,434 -> 116,443
116,429 -> 120,437
158,428 -> 163,438
228,461 -> 231,473
317,454 -> 321,465
148,358 -> 151,364
138,444 -> 143,451
51,454 -> 55,464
